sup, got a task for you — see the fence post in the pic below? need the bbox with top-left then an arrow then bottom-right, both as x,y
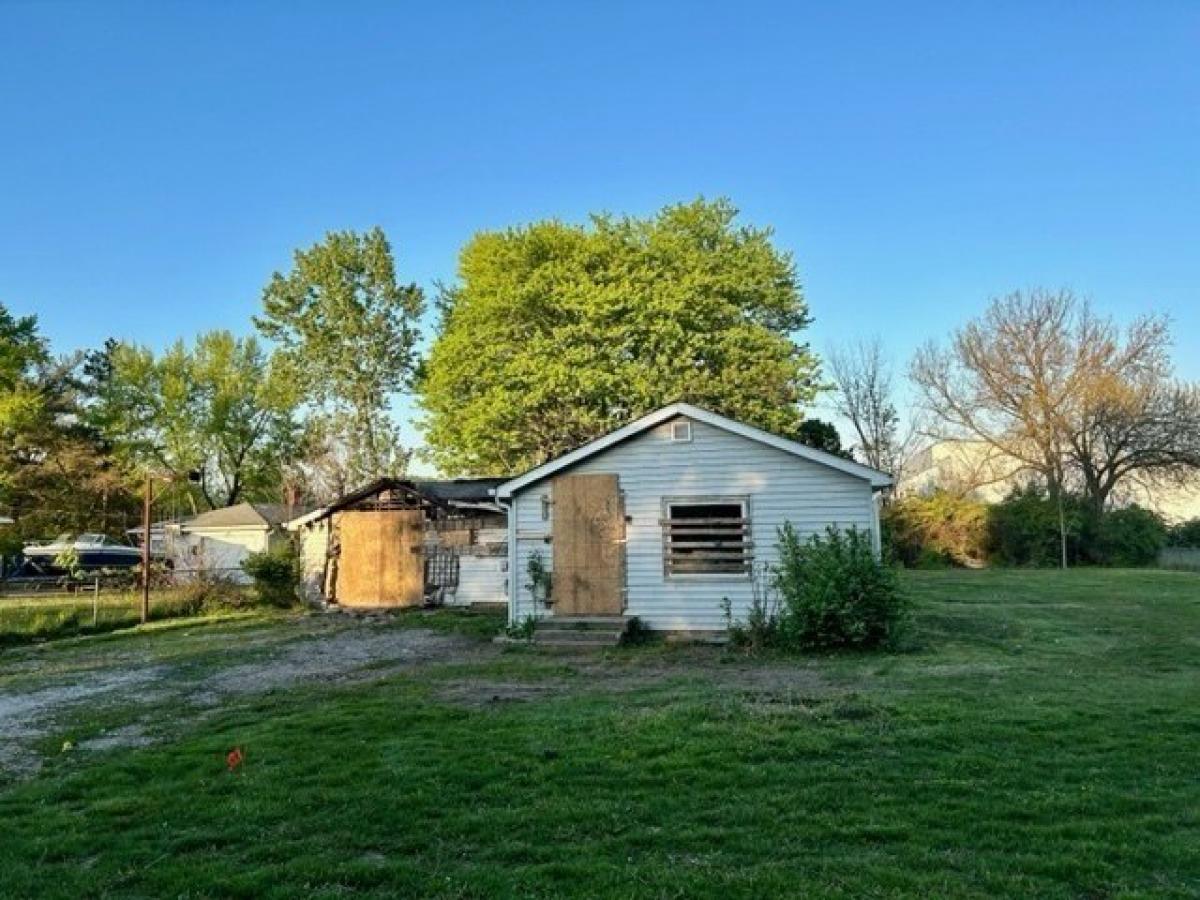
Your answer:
93,577 -> 100,626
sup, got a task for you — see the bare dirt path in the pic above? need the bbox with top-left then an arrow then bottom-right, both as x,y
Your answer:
0,615 -> 497,779
0,613 -> 851,781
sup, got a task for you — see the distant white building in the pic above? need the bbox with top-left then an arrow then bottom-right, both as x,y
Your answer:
166,503 -> 302,582
901,441 -> 1029,503
900,439 -> 1200,522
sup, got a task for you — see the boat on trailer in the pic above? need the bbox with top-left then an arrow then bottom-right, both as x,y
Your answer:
20,533 -> 151,575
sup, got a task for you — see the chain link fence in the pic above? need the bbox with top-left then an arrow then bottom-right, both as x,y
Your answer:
0,568 -> 251,644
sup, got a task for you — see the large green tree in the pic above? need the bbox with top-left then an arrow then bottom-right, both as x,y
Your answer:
419,199 -> 821,474
91,331 -> 303,510
255,228 -> 424,486
0,303 -> 49,437
1,305 -> 135,542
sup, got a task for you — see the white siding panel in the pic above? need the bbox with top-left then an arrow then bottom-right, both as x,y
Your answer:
172,528 -> 272,584
296,521 -> 330,602
510,417 -> 877,630
448,556 -> 507,606
443,528 -> 508,607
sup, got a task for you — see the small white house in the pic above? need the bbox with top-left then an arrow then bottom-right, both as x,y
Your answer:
168,503 -> 299,582
495,402 -> 892,634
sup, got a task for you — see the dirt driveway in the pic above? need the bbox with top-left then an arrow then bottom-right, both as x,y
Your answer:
0,610 -> 846,783
0,614 -> 497,780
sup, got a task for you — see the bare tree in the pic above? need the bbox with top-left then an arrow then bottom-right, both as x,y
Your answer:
827,338 -> 922,487
1068,337 -> 1200,512
280,412 -> 413,506
910,287 -> 1200,530
911,290 -> 1084,567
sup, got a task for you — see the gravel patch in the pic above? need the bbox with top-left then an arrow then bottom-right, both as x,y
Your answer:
78,723 -> 155,753
0,622 -> 493,780
190,628 -> 487,705
0,667 -> 167,777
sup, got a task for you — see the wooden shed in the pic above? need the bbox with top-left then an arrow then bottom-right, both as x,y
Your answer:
286,478 -> 508,610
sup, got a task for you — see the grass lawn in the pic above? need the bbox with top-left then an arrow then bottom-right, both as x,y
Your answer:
0,587 -> 260,646
1,569 -> 1198,898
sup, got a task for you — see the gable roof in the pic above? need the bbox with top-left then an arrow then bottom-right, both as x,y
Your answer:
494,402 -> 893,498
182,502 -> 310,531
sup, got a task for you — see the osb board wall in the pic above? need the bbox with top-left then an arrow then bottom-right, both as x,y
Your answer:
551,473 -> 625,616
334,509 -> 424,608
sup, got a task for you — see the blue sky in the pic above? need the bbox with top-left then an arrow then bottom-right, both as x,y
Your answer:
2,2 -> 1198,468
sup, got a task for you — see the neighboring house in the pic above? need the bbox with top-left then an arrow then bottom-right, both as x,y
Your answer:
495,402 -> 892,635
901,439 -> 1200,522
168,503 -> 302,582
286,478 -> 508,609
901,441 -> 1028,503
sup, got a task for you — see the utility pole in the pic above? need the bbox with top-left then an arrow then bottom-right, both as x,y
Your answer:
141,471 -> 153,624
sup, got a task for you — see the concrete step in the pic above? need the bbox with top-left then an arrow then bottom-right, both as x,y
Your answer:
536,615 -> 628,630
530,615 -> 630,648
534,631 -> 624,648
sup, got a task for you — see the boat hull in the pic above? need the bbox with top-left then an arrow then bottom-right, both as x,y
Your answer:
21,547 -> 150,575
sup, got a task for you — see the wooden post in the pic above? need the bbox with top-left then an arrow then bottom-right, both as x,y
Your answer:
1057,491 -> 1068,570
141,471 -> 152,624
93,577 -> 99,626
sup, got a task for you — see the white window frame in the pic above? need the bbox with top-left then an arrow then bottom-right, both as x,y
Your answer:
660,495 -> 752,580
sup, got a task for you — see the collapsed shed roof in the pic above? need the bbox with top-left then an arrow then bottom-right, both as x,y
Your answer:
285,477 -> 508,529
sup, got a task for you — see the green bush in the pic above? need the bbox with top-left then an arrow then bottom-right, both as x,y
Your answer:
773,524 -> 907,650
163,571 -> 251,616
722,573 -> 784,652
619,616 -> 655,647
1093,505 -> 1165,566
986,485 -> 1087,566
987,485 -> 1167,567
241,546 -> 300,607
883,492 -> 989,567
0,531 -> 25,570
1167,518 -> 1200,548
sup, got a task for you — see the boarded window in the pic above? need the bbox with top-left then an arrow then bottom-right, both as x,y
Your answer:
661,500 -> 751,576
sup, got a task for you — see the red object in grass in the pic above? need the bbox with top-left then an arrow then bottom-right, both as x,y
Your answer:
226,747 -> 244,772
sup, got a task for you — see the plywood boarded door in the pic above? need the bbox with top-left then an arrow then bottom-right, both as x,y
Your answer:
551,473 -> 625,616
334,510 -> 424,608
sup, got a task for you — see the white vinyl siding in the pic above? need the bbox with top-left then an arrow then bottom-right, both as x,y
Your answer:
296,519 -> 331,602
509,416 -> 878,631
445,528 -> 508,607
169,527 -> 277,583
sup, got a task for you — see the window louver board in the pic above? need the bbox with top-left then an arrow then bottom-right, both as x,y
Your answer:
661,501 -> 752,575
